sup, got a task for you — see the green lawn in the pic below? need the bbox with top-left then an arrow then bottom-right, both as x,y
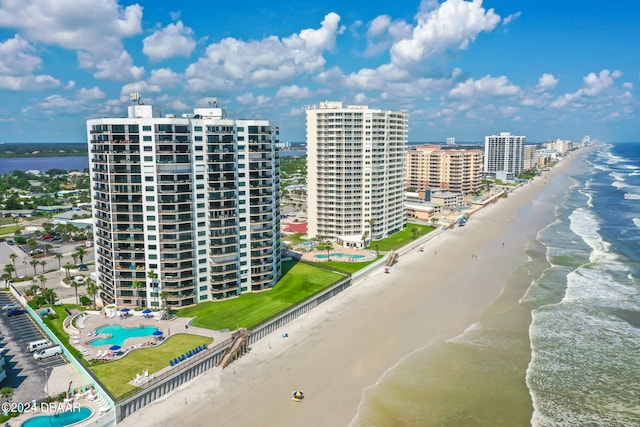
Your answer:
368,223 -> 435,252
89,334 -> 213,400
0,224 -> 20,235
309,255 -> 383,274
178,260 -> 344,330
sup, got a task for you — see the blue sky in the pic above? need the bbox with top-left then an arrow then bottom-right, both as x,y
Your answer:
0,0 -> 638,144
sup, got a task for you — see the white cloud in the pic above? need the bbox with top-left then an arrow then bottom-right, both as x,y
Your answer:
364,15 -> 413,56
0,74 -> 61,91
143,21 -> 196,62
236,92 -> 271,106
0,0 -> 143,80
276,85 -> 313,99
551,69 -> 623,108
536,73 -> 558,92
449,75 -> 520,98
76,86 -> 106,100
390,0 -> 501,67
503,12 -> 521,25
120,81 -> 162,96
84,50 -> 145,82
148,68 -> 180,87
184,13 -> 344,92
0,35 -> 41,75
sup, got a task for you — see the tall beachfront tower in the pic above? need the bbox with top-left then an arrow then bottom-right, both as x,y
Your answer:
405,145 -> 483,194
484,131 -> 526,175
306,101 -> 408,247
87,98 -> 281,309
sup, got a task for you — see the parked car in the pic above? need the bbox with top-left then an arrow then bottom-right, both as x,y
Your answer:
6,239 -> 14,245
0,238 -> 5,242
41,234 -> 53,240
33,345 -> 62,361
7,309 -> 26,317
78,264 -> 89,271
1,304 -> 19,311
30,249 -> 44,256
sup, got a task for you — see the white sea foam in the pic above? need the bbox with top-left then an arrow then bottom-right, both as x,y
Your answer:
610,171 -> 626,182
625,193 -> 640,200
568,208 -> 617,264
633,218 -> 640,229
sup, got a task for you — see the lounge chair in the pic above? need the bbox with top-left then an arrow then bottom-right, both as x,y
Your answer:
95,350 -> 103,358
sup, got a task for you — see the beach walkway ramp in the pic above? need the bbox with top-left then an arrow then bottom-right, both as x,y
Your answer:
216,328 -> 249,369
386,252 -> 398,267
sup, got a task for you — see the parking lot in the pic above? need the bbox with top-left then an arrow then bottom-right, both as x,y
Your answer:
0,292 -> 68,402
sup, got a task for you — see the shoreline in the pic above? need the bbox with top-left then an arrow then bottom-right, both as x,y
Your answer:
119,151 -> 584,427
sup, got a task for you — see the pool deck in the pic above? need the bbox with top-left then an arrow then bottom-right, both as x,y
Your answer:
70,311 -> 231,361
300,246 -> 376,262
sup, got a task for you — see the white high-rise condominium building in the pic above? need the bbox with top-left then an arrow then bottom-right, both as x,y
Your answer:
484,131 -> 526,175
87,100 -> 281,309
306,101 -> 408,247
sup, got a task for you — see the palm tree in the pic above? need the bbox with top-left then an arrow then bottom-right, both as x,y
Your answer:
41,288 -> 57,306
369,219 -> 376,240
9,253 -> 17,271
43,243 -> 53,257
63,263 -> 75,279
71,253 -> 78,265
29,259 -> 39,276
411,227 -> 418,239
39,260 -> 47,274
3,265 -> 15,279
55,253 -> 63,270
27,238 -> 38,255
374,243 -> 379,257
86,278 -> 98,309
317,240 -> 334,261
38,274 -> 47,290
131,279 -> 144,308
0,387 -> 13,402
160,290 -> 169,312
75,246 -> 87,265
71,276 -> 84,305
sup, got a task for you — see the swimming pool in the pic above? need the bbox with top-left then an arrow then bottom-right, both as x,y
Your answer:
20,407 -> 92,427
315,253 -> 365,259
89,325 -> 159,347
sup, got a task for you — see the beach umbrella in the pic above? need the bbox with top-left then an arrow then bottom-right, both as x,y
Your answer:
109,345 -> 121,351
142,309 -> 152,314
121,308 -> 131,313
152,330 -> 164,336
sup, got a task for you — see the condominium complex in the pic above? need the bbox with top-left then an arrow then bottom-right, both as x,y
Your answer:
484,132 -> 526,175
87,100 -> 281,309
306,101 -> 407,246
405,145 -> 484,194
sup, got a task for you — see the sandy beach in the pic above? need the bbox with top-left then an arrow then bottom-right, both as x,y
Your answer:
118,152 -> 580,427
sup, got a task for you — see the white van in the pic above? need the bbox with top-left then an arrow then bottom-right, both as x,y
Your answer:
27,339 -> 52,353
33,345 -> 62,361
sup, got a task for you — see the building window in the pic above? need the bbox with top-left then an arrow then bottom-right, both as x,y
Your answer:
147,225 -> 156,231
195,156 -> 203,160
143,136 -> 152,141
148,244 -> 157,250
149,254 -> 157,259
148,235 -> 156,241
146,206 -> 155,211
145,176 -> 154,182
143,125 -> 152,131
145,186 -> 154,191
145,196 -> 154,201
144,146 -> 152,152
147,215 -> 155,221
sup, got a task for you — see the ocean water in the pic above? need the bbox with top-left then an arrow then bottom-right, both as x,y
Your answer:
352,142 -> 640,426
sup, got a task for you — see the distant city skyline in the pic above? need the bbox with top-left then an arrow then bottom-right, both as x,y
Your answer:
0,0 -> 638,143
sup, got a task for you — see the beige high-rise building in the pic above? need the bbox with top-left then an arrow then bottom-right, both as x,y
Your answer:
405,145 -> 484,194
306,101 -> 408,247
